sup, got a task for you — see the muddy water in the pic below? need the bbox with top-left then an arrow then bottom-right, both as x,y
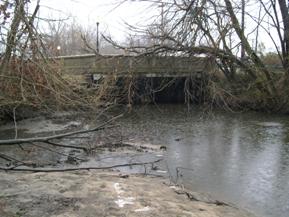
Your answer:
1,106 -> 289,217
115,105 -> 289,217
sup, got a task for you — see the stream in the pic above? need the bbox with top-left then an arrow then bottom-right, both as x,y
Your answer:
115,105 -> 289,217
1,105 -> 289,217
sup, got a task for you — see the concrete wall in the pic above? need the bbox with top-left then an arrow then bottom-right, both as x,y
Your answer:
56,54 -> 214,77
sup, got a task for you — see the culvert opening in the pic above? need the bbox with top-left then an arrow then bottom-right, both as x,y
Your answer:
114,74 -> 209,104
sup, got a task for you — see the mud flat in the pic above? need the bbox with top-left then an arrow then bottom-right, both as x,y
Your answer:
0,171 -> 257,217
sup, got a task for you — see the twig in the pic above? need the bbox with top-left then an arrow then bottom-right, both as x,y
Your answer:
0,154 -> 13,162
30,142 -> 85,161
0,159 -> 162,172
60,136 -> 90,140
13,106 -> 18,139
0,153 -> 27,165
45,141 -> 87,151
176,167 -> 194,184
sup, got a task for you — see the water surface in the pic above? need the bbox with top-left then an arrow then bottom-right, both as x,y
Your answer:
116,105 -> 289,217
1,105 -> 289,217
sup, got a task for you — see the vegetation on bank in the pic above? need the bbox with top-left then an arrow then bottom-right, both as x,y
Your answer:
1,0 -> 289,117
105,0 -> 289,113
0,1 -> 114,119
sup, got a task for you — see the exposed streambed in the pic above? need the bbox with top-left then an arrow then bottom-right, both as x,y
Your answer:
0,105 -> 289,217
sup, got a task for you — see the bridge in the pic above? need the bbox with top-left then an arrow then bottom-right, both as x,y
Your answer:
55,54 -> 214,103
56,54 -> 215,83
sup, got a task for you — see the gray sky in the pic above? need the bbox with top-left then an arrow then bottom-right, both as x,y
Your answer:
37,0 -> 277,52
39,0 -> 159,41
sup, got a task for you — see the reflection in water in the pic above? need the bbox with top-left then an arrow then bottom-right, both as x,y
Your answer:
1,105 -> 289,217
117,105 -> 289,217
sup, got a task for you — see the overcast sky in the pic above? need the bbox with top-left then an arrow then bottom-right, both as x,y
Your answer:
36,0 -> 277,52
39,0 -> 159,41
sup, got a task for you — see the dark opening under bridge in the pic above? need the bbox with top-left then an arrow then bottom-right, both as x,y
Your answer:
56,54 -> 215,103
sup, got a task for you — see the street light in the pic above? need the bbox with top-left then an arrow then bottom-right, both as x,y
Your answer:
96,21 -> 99,54
56,45 -> 61,56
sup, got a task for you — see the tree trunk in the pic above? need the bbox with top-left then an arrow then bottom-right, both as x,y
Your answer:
0,0 -> 24,74
224,0 -> 277,97
278,0 -> 289,74
241,0 -> 245,59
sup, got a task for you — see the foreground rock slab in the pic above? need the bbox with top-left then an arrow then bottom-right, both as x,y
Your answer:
0,171 -> 257,217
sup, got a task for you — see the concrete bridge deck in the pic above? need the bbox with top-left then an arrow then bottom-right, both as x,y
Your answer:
56,54 -> 214,77
54,54 -> 214,103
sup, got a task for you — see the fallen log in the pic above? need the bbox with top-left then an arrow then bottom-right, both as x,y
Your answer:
0,159 -> 162,172
0,114 -> 122,146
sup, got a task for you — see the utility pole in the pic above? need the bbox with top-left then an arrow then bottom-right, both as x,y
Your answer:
96,21 -> 99,54
241,0 -> 245,59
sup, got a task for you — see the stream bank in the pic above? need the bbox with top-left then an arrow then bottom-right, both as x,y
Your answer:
0,171 -> 256,217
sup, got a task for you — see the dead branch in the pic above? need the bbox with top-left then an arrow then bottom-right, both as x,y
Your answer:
0,114 -> 123,146
0,153 -> 27,166
30,142 -> 85,161
44,141 -> 88,151
0,159 -> 162,172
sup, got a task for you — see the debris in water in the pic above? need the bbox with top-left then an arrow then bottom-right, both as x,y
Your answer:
119,174 -> 129,178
